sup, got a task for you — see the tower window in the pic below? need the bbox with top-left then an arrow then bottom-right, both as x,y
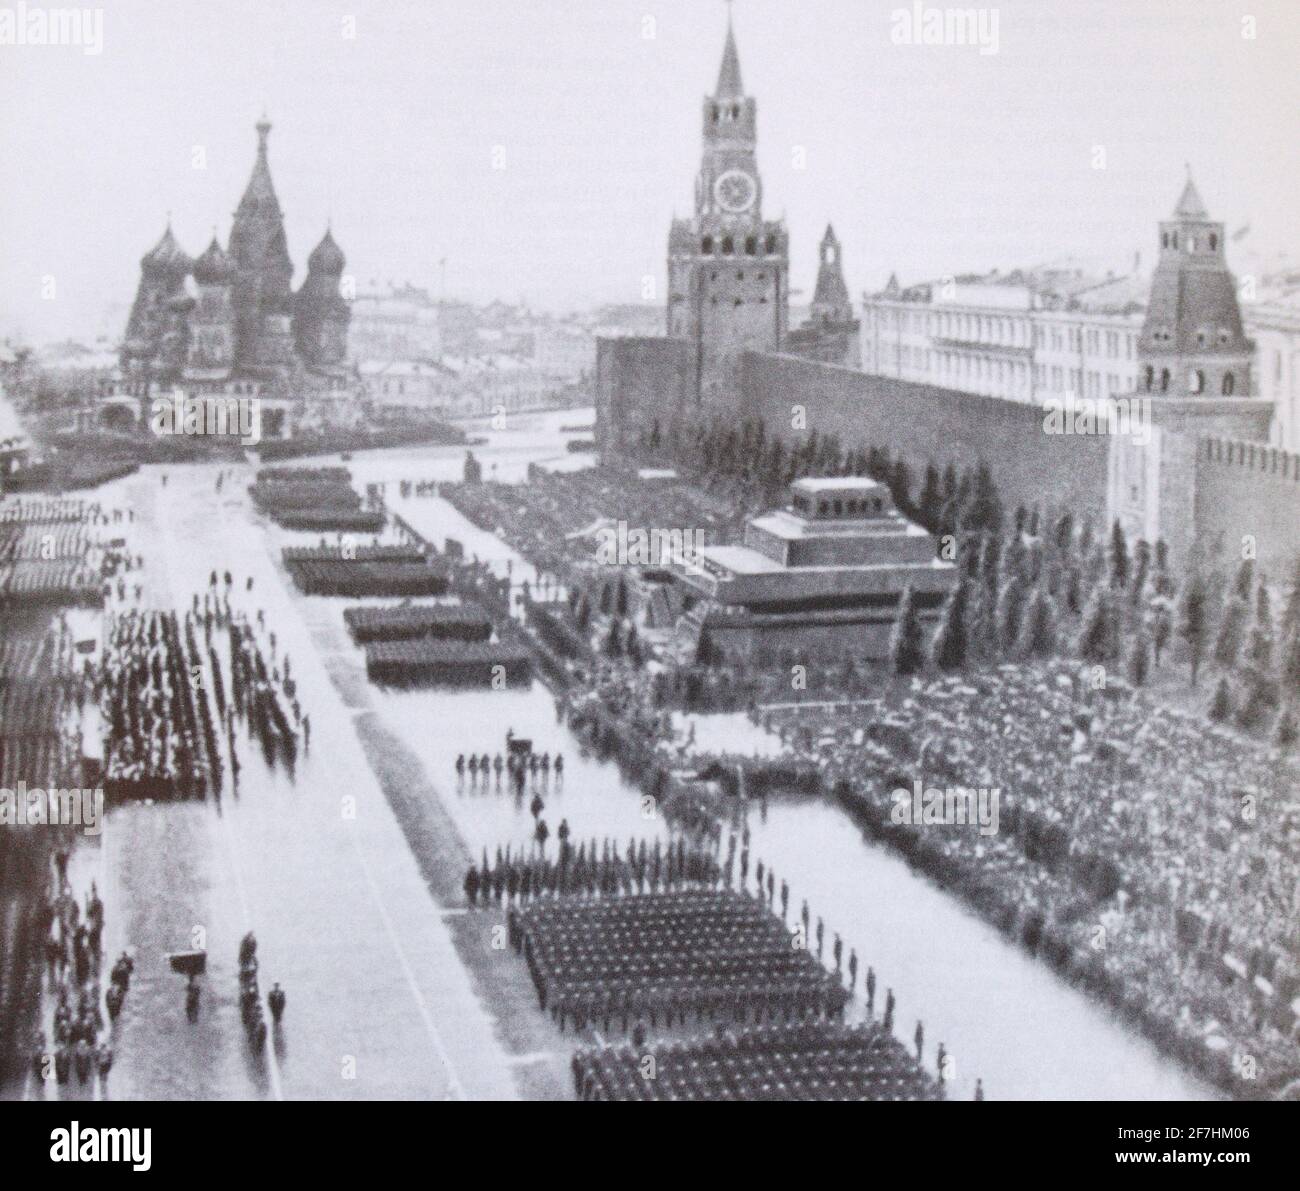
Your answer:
1159,369 -> 1170,392
702,236 -> 713,254
737,271 -> 744,280
712,106 -> 720,123
1144,365 -> 1154,392
1161,233 -> 1169,249
1171,233 -> 1178,249
1189,369 -> 1204,394
1187,236 -> 1197,253
1209,233 -> 1218,251
1222,372 -> 1235,395
766,236 -> 776,254
722,237 -> 734,255
745,236 -> 757,255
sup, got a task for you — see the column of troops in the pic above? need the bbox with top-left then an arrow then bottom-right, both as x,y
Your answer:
572,1021 -> 941,1102
512,888 -> 851,1038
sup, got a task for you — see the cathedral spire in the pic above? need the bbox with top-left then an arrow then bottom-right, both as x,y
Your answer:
236,114 -> 281,216
715,10 -> 744,98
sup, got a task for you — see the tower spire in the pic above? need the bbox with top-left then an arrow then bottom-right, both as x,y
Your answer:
715,5 -> 744,98
1173,167 -> 1207,219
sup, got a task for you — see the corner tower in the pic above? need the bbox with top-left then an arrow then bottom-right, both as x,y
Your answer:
1137,174 -> 1253,401
1109,172 -> 1271,569
668,14 -> 788,406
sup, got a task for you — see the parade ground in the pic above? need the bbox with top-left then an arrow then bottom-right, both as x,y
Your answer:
15,411 -> 1219,1101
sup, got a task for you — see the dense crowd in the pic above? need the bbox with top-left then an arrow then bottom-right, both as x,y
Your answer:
442,467 -> 745,578
761,660 -> 1300,1092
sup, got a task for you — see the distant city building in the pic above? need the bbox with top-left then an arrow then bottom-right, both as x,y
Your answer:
860,266 -> 1146,405
1250,281 -> 1300,454
362,353 -> 554,419
533,323 -> 595,382
349,284 -> 442,363
0,386 -> 31,480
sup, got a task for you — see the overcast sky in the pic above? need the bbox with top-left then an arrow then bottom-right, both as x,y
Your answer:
2,0 -> 1297,344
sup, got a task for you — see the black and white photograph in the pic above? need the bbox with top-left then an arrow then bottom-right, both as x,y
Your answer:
0,0 -> 1297,1148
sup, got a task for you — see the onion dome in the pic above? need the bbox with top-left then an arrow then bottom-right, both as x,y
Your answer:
307,227 -> 345,275
141,223 -> 190,274
192,235 -> 234,285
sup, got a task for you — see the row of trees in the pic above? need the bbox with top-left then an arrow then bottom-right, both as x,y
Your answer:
659,411 -> 1006,537
645,410 -> 1299,741
887,513 -> 1300,743
1191,556 -> 1300,740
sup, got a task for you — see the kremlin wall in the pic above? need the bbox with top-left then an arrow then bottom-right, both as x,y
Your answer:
596,24 -> 1300,575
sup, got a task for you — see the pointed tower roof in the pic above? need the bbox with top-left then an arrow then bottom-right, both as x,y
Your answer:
236,114 -> 281,216
715,14 -> 744,98
1174,173 -> 1207,219
813,224 -> 851,309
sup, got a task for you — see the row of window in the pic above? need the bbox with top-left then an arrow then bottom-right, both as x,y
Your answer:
700,235 -> 779,257
793,494 -> 884,517
864,343 -> 1136,402
1161,230 -> 1218,253
1149,326 -> 1235,348
872,308 -> 1138,359
1142,366 -> 1236,394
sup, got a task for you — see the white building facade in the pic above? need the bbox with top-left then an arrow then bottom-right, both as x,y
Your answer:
860,272 -> 1298,453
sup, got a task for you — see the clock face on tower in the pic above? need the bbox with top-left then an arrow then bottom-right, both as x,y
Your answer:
713,169 -> 757,214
